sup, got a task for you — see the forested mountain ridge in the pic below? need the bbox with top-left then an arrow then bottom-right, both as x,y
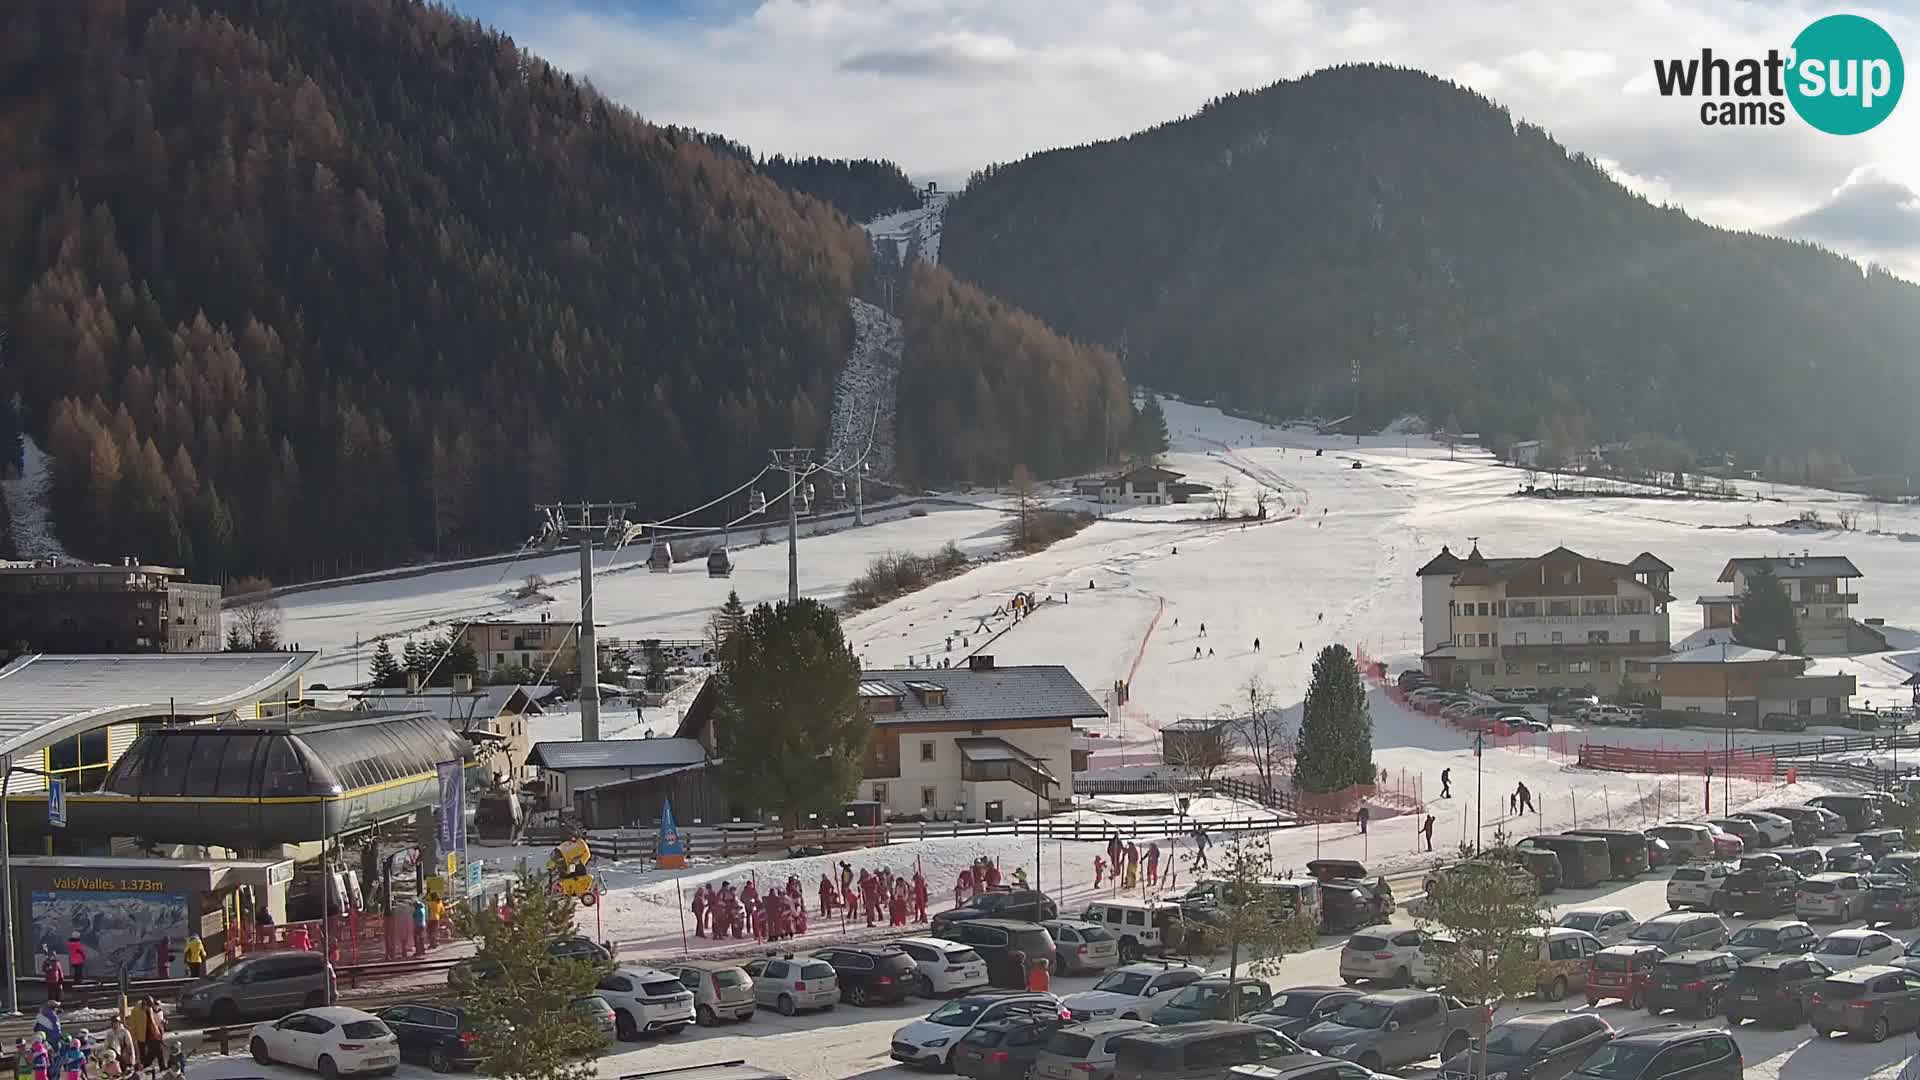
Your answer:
942,64 -> 1920,475
0,0 -> 1125,580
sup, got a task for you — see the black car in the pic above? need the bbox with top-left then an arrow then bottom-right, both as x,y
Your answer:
1772,848 -> 1826,877
1435,1011 -> 1612,1080
1878,852 -> 1920,880
1722,920 -> 1816,962
1716,868 -> 1797,916
1864,878 -> 1920,929
1853,829 -> 1906,860
811,946 -> 919,1006
1567,1024 -> 1742,1080
953,1014 -> 1074,1079
1725,955 -> 1833,1027
1239,985 -> 1363,1039
1806,794 -> 1880,832
453,935 -> 610,985
938,919 -> 1060,988
933,889 -> 1060,931
1756,806 -> 1828,843
377,1003 -> 490,1072
1321,883 -> 1391,934
1643,951 -> 1738,1019
1565,829 -> 1652,880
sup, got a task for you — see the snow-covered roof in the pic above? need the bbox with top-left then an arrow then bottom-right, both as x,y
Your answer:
858,664 -> 1105,726
1719,556 -> 1862,581
527,736 -> 709,772
353,684 -> 556,720
0,652 -> 315,761
1694,594 -> 1743,605
1649,644 -> 1809,665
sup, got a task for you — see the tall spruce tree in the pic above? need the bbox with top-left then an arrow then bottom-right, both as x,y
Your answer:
1294,644 -> 1376,792
437,626 -> 479,686
368,640 -> 404,689
711,598 -> 867,830
1132,393 -> 1171,459
1733,563 -> 1803,654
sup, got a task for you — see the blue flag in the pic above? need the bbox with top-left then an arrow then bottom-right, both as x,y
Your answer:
657,798 -> 686,867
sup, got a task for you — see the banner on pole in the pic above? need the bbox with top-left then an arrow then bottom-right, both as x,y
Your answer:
437,760 -> 466,855
657,798 -> 686,869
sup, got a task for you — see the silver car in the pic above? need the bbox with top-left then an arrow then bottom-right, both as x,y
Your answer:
741,953 -> 839,1015
1797,872 -> 1869,922
1044,919 -> 1122,974
666,960 -> 756,1025
1555,908 -> 1639,946
1032,1018 -> 1154,1080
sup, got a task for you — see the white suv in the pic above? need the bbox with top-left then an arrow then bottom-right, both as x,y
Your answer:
1079,900 -> 1186,960
595,965 -> 695,1040
1337,926 -> 1436,987
1665,863 -> 1732,911
891,937 -> 991,996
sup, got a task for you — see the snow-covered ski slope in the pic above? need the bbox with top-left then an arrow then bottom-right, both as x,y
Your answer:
2,433 -> 67,558
827,298 -> 902,477
866,189 -> 947,267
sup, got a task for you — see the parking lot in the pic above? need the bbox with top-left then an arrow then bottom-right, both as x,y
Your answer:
183,842 -> 1920,1080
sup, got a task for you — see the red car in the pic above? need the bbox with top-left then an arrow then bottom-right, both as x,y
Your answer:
1703,823 -> 1745,858
1586,944 -> 1664,1009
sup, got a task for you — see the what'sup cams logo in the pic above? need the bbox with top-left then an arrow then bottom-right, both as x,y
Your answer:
1654,13 -> 1904,134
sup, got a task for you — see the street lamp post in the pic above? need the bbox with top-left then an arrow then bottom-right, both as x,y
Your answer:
1474,730 -> 1485,853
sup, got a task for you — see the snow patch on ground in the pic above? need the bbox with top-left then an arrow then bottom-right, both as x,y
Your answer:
2,433 -> 66,558
865,190 -> 947,266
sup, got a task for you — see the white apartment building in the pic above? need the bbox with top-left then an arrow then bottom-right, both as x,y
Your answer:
1697,555 -> 1865,655
1417,545 -> 1673,694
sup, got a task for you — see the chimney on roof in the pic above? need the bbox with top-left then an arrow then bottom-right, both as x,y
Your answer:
969,654 -> 996,672
407,670 -> 424,694
453,673 -> 474,694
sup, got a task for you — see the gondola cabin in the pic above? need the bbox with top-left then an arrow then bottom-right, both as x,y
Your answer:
706,548 -> 733,578
647,539 -> 673,572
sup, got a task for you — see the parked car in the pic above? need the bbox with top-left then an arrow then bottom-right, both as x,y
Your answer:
1528,927 -> 1604,1001
1565,1024 -> 1742,1080
891,937 -> 993,997
1852,828 -> 1907,860
451,936 -> 609,987
953,1013 -> 1075,1080
1236,986 -> 1363,1039
1810,965 -> 1920,1041
1586,944 -> 1666,1009
1043,919 -> 1122,974
1556,908 -> 1640,946
1580,704 -> 1632,725
938,919 -> 1061,989
1736,853 -> 1783,873
1644,950 -> 1739,1018
1519,835 -> 1611,888
890,992 -> 1064,1070
1773,847 -> 1826,876
1878,852 -> 1920,880
1811,928 -> 1901,972
1755,805 -> 1831,842
1110,1020 -> 1303,1080
1294,989 -> 1481,1072
934,889 -> 1060,931
1723,919 -> 1817,962
1565,829 -> 1652,879
182,951 -> 337,1023
1151,977 -> 1275,1026
1434,1012 -> 1612,1080
813,945 -> 920,1007
1338,926 -> 1434,987
740,953 -> 839,1016
1320,882 -> 1394,934
1806,794 -> 1881,831
1796,872 -> 1869,922
1726,955 -> 1834,1027
1705,817 -> 1764,850
1717,867 -> 1800,916
568,996 -> 615,1048
1080,900 -> 1189,960
661,961 -> 757,1026
1062,963 -> 1207,1021
1032,1018 -> 1155,1080
1700,821 -> 1746,859
1823,842 -> 1874,873
595,966 -> 696,1040
1643,824 -> 1714,863
1760,712 -> 1808,732
1893,937 -> 1920,974
374,1003 -> 487,1073
1665,864 -> 1732,912
1628,913 -> 1728,956
1865,877 -> 1920,929
249,1006 -> 400,1078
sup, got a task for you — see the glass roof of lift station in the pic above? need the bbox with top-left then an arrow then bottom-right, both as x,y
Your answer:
103,710 -> 470,799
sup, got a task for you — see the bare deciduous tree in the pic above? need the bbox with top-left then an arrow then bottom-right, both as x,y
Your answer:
1253,487 -> 1271,519
1213,475 -> 1237,519
1233,674 -> 1291,799
224,576 -> 283,651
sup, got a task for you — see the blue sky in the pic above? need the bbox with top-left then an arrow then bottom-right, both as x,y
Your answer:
447,1 -> 1920,276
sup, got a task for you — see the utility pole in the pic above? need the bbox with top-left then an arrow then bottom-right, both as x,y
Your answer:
535,501 -> 634,742
771,449 -> 812,603
854,462 -> 867,527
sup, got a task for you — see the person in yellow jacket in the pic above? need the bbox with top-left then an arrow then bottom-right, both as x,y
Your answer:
427,897 -> 447,947
183,934 -> 207,978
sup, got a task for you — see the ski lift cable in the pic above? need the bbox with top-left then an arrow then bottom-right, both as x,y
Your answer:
650,463 -> 778,527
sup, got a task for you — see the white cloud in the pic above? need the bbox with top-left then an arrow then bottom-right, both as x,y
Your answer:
493,0 -> 1920,260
